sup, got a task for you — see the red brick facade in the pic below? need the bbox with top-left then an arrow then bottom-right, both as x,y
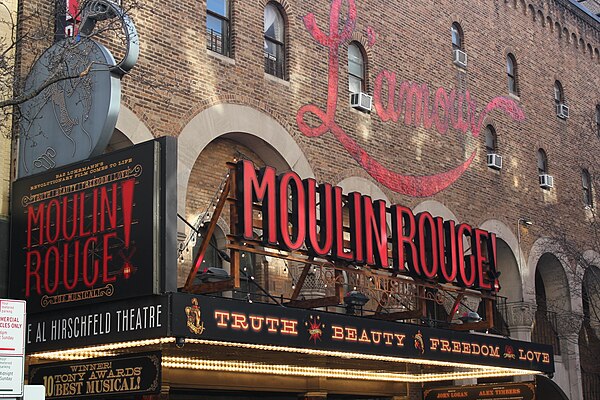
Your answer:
12,0 -> 600,398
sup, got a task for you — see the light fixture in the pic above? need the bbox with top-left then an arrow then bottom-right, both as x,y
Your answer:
459,311 -> 482,323
29,337 -> 543,383
161,356 -> 537,383
344,290 -> 369,315
197,267 -> 230,283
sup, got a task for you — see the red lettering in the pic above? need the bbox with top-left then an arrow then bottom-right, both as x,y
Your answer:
27,203 -> 44,248
82,236 -> 99,287
333,186 -> 353,261
61,194 -> 78,241
437,218 -> 457,283
474,229 -> 491,290
100,183 -> 117,231
363,196 -> 388,268
416,212 -> 438,279
237,160 -> 277,243
348,192 -> 364,263
102,232 -> 117,283
43,246 -> 60,294
391,205 -> 418,274
305,179 -> 333,256
277,172 -> 306,251
45,199 -> 60,245
26,250 -> 42,296
456,223 -> 476,287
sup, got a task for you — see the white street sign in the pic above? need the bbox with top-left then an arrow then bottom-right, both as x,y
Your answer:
0,299 -> 26,398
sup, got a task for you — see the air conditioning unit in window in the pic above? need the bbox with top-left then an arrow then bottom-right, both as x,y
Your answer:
453,49 -> 468,68
556,103 -> 569,119
350,92 -> 373,112
539,174 -> 554,189
486,153 -> 502,170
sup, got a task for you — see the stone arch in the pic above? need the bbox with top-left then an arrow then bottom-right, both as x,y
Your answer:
412,199 -> 458,221
537,10 -> 544,26
114,105 -> 154,144
336,176 -> 390,203
520,0 -> 527,15
528,238 -> 574,312
336,177 -> 392,229
177,103 -> 314,220
479,219 -> 522,302
528,5 -> 535,20
546,16 -> 553,31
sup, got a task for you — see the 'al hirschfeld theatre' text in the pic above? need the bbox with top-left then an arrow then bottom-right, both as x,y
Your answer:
27,304 -> 162,344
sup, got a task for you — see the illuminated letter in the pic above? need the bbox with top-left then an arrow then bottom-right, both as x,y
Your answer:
391,205 -> 419,274
236,160 -> 277,244
416,212 -> 438,279
363,197 -> 389,268
305,179 -> 334,256
456,223 -> 476,287
277,171 -> 306,251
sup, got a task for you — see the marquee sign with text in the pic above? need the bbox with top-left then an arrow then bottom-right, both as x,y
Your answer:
424,382 -> 535,400
9,139 -> 176,313
235,160 -> 500,292
171,294 -> 554,373
25,295 -> 167,353
29,352 -> 161,398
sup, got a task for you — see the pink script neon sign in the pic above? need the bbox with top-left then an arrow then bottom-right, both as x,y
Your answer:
296,0 -> 525,197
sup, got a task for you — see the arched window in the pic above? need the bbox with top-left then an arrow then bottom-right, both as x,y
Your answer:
264,3 -> 285,79
583,169 -> 593,208
207,0 -> 230,56
484,125 -> 497,153
451,22 -> 463,51
507,54 -> 519,95
537,148 -> 548,175
348,42 -> 365,93
554,80 -> 564,106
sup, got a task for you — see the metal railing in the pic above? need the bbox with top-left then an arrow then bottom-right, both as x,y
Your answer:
264,52 -> 284,79
207,29 -> 228,56
532,309 -> 561,355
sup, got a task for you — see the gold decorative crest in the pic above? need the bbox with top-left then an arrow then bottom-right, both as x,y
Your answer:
185,298 -> 205,335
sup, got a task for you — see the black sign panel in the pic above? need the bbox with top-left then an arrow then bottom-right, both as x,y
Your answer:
26,295 -> 168,353
10,138 -> 176,313
171,294 -> 554,373
424,382 -> 535,400
29,351 -> 161,399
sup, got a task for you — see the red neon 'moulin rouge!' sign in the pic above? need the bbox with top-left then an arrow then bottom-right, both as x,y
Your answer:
236,160 -> 500,292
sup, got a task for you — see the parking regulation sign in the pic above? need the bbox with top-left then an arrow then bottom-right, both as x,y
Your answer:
0,299 -> 26,397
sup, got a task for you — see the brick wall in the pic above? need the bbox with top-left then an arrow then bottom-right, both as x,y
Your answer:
113,0 -> 600,254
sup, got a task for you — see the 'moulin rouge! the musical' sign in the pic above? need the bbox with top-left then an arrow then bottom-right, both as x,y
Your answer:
9,138 -> 177,313
235,160 -> 500,292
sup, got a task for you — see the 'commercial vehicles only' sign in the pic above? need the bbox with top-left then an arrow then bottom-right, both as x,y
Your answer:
0,299 -> 26,398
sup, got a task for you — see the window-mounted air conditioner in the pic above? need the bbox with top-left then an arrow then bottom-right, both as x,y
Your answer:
453,49 -> 468,68
350,92 -> 373,112
539,174 -> 554,189
556,103 -> 569,119
486,153 -> 502,170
